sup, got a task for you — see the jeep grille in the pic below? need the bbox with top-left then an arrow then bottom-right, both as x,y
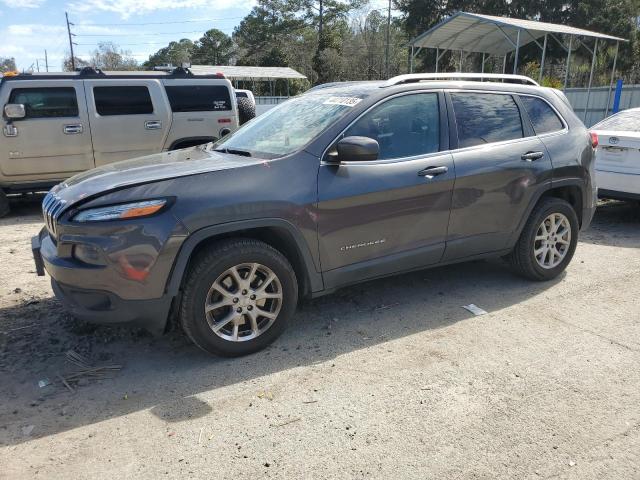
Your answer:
42,191 -> 66,237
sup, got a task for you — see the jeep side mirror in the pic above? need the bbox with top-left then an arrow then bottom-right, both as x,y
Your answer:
4,104 -> 26,120
336,136 -> 379,162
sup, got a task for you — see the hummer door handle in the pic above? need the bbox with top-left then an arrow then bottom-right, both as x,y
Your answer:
63,124 -> 83,135
3,124 -> 18,137
145,120 -> 162,130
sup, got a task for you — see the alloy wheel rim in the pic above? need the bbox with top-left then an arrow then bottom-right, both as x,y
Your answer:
534,213 -> 571,269
204,263 -> 283,342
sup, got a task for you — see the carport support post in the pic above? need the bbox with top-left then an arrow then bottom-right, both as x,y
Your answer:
539,34 -> 548,84
564,36 -> 573,90
502,55 -> 507,74
410,45 -> 414,73
513,29 -> 521,74
583,38 -> 599,122
459,50 -> 463,72
286,78 -> 290,98
604,41 -> 620,117
435,48 -> 439,73
481,52 -> 485,74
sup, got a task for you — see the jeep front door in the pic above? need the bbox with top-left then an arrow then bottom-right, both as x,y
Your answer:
317,92 -> 455,289
0,81 -> 94,183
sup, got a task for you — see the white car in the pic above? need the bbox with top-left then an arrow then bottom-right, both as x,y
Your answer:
591,108 -> 640,201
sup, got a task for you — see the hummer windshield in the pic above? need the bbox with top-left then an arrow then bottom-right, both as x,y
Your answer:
214,93 -> 365,159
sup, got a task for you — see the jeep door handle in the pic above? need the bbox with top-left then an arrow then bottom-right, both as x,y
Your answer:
418,166 -> 448,178
145,120 -> 162,130
521,151 -> 544,162
63,124 -> 83,135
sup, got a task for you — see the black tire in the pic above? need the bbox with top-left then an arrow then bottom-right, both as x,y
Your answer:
179,238 -> 298,357
236,97 -> 256,125
0,189 -> 9,218
507,197 -> 579,281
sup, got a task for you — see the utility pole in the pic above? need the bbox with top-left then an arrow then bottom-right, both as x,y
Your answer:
44,49 -> 49,72
66,12 -> 76,71
384,0 -> 391,79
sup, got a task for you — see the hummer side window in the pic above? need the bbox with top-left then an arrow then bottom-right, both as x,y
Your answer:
165,85 -> 232,112
344,93 -> 440,160
451,92 -> 523,148
94,86 -> 153,116
8,87 -> 78,119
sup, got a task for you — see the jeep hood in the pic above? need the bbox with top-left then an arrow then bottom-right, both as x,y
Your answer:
54,145 -> 267,206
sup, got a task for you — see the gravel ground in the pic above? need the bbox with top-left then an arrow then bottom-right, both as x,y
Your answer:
0,196 -> 639,479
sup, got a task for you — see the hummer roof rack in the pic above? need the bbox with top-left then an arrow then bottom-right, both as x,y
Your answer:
1,66 -> 223,82
384,73 -> 539,87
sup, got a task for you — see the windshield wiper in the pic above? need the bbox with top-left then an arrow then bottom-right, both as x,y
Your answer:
213,147 -> 252,157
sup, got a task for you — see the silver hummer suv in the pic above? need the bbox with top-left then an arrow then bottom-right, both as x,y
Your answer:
0,67 -> 251,216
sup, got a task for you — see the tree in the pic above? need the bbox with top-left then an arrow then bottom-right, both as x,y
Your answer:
0,57 -> 17,73
90,42 -> 138,70
144,39 -> 195,69
191,29 -> 235,65
63,55 -> 90,72
63,43 -> 137,71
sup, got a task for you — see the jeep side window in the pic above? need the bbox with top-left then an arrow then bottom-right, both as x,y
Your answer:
94,86 -> 153,116
451,93 -> 523,148
344,93 -> 440,160
520,96 -> 564,134
165,85 -> 232,112
8,87 -> 78,118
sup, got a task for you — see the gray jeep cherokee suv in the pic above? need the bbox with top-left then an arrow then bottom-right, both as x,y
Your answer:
32,74 -> 597,357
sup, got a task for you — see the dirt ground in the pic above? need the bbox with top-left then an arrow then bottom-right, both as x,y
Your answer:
0,196 -> 638,479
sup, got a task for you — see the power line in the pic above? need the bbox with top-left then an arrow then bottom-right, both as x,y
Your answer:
75,30 -> 206,37
79,16 -> 245,26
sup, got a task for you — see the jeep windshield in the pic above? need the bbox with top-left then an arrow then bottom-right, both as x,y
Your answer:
213,93 -> 364,159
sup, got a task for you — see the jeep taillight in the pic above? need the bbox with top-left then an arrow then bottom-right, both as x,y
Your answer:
590,132 -> 599,148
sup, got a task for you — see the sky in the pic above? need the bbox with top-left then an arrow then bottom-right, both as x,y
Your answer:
0,0 -> 393,72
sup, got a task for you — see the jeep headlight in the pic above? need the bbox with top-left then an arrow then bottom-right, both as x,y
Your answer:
73,199 -> 167,222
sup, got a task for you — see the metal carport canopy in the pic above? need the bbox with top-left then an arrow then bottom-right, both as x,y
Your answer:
409,12 -> 625,56
190,65 -> 306,81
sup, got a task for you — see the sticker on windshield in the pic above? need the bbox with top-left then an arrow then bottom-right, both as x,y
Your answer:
323,96 -> 362,107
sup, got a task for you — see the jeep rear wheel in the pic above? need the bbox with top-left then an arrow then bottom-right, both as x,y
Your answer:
507,197 -> 579,281
179,238 -> 297,357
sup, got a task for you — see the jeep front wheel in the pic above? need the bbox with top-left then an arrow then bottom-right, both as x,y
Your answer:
507,197 -> 579,281
179,238 -> 298,357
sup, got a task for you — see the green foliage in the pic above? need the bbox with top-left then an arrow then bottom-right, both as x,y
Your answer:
541,76 -> 563,89
191,29 -> 235,65
144,39 -> 195,69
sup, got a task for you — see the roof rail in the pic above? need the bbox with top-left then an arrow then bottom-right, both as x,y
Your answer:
384,73 -> 539,87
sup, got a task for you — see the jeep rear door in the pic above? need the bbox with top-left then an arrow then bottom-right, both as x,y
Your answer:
317,91 -> 455,289
443,90 -> 552,260
83,79 -> 170,166
0,80 -> 94,181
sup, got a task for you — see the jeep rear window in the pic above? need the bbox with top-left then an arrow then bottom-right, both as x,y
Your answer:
9,87 -> 78,118
451,93 -> 523,148
214,93 -> 363,158
520,96 -> 564,134
94,86 -> 153,116
165,85 -> 232,112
